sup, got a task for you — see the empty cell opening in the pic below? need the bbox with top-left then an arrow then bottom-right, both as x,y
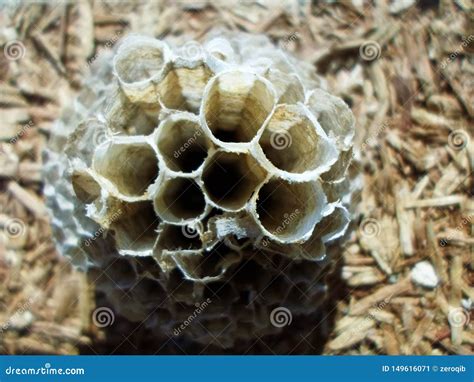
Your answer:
256,179 -> 317,240
157,118 -> 209,173
167,268 -> 195,303
204,71 -> 274,143
202,151 -> 266,210
311,206 -> 349,243
109,201 -> 159,254
71,170 -> 101,203
115,42 -> 166,84
156,224 -> 202,251
154,178 -> 206,222
171,243 -> 240,282
258,105 -> 322,174
159,65 -> 213,113
199,242 -> 239,278
94,142 -> 159,197
264,69 -> 304,105
107,95 -> 159,136
307,89 -> 354,149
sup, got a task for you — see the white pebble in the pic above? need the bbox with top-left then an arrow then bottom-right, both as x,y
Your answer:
411,261 -> 439,289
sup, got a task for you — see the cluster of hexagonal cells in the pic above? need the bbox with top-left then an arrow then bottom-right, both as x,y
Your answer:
70,34 -> 354,284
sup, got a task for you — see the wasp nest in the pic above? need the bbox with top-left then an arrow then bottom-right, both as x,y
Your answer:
44,33 -> 355,353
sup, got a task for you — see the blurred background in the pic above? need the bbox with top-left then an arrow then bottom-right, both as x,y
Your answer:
0,0 -> 472,355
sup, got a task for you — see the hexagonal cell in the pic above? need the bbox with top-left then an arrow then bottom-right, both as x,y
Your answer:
156,223 -> 202,252
154,178 -> 206,223
321,148 -> 353,182
106,92 -> 159,136
205,37 -> 236,63
264,69 -> 304,104
311,205 -> 350,243
93,141 -> 159,198
171,242 -> 241,282
108,201 -> 159,256
165,267 -> 196,303
203,70 -> 275,143
71,169 -> 101,203
156,115 -> 211,173
255,178 -> 326,242
159,64 -> 213,113
258,104 -> 337,175
202,151 -> 267,211
306,89 -> 355,151
114,36 -> 170,103
268,205 -> 350,262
